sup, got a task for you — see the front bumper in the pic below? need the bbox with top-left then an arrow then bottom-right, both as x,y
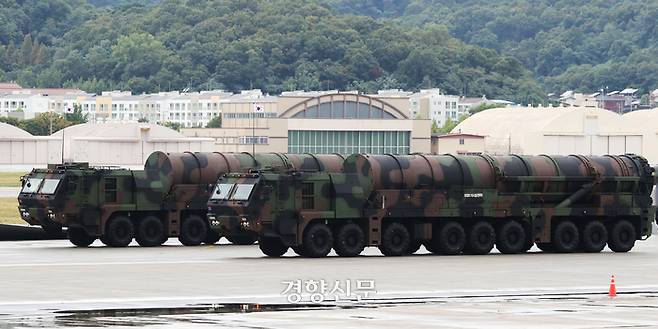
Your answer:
18,207 -> 64,227
209,214 -> 261,235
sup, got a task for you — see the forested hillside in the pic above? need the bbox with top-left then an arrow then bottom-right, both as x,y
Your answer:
0,0 -> 543,104
326,0 -> 658,94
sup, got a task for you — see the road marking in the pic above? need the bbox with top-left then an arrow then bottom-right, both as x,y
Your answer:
2,286 -> 658,308
0,260 -> 223,268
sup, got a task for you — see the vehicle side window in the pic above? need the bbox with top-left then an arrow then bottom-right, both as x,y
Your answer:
105,178 -> 117,202
302,182 -> 314,210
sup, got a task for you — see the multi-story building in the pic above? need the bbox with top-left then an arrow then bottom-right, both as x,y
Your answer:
560,88 -> 642,113
409,89 -> 464,126
71,90 -> 229,127
0,84 -> 87,119
559,91 -> 599,108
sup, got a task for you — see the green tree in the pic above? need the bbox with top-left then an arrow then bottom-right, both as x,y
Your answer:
163,121 -> 181,131
436,114 -> 469,134
0,116 -> 21,127
65,103 -> 88,125
431,120 -> 439,134
206,116 -> 222,128
21,112 -> 69,136
469,103 -> 506,114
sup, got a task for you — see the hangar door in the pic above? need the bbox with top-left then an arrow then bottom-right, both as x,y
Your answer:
604,135 -> 642,154
544,134 -> 642,155
543,135 -> 587,155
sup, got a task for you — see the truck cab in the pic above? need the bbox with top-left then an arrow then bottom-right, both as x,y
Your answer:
18,163 -> 90,234
208,170 -> 338,254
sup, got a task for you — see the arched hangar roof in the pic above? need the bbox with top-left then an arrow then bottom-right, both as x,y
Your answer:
280,93 -> 409,119
453,107 -> 625,138
620,108 -> 658,132
0,122 -> 32,138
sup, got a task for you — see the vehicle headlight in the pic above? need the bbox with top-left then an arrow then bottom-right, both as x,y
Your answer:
240,217 -> 250,228
47,209 -> 55,220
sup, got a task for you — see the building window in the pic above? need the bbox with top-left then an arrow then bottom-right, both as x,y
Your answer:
292,101 -> 395,119
301,183 -> 314,209
239,136 -> 268,144
288,130 -> 410,155
223,112 -> 276,119
459,138 -> 465,145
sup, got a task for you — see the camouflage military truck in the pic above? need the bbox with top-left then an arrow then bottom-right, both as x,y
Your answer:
209,153 -> 656,257
17,151 -> 268,247
207,153 -> 345,240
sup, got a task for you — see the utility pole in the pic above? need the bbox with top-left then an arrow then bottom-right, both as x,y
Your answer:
252,102 -> 256,155
61,127 -> 65,164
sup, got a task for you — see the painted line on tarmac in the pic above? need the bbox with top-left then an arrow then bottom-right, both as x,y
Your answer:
0,259 -> 224,268
368,285 -> 658,301
3,286 -> 658,311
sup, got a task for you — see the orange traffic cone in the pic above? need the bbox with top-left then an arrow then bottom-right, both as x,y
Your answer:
609,275 -> 617,298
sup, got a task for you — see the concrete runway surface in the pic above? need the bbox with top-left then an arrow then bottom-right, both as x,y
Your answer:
0,187 -> 20,198
1,237 -> 658,328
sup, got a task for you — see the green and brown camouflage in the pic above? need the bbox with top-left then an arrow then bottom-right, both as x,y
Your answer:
18,151 -> 268,247
207,153 -> 346,239
209,153 -> 656,257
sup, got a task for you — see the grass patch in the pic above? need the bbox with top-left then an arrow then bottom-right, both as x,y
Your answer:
0,197 -> 23,225
0,172 -> 26,187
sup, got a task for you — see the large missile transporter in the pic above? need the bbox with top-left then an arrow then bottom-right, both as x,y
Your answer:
18,151 -> 272,247
209,153 -> 656,257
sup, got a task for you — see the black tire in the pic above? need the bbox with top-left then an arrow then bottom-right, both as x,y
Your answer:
227,233 -> 258,245
522,236 -> 535,252
580,221 -> 608,253
378,222 -> 410,256
135,216 -> 165,247
204,230 -> 221,245
292,245 -> 307,256
608,220 -> 636,252
464,221 -> 495,255
334,223 -> 366,257
259,237 -> 289,257
103,216 -> 134,247
536,242 -> 555,252
496,221 -> 526,254
432,221 -> 466,255
553,220 -> 580,253
178,215 -> 207,246
68,227 -> 96,247
407,240 -> 422,254
302,222 -> 334,258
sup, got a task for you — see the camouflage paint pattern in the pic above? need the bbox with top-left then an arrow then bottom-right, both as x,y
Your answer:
210,153 -> 655,250
207,154 -> 346,243
18,152 -> 263,239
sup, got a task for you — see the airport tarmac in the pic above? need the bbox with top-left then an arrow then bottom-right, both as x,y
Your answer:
1,237 -> 658,328
0,187 -> 19,198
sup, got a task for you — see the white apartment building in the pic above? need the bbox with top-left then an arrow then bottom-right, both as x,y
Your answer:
71,90 -> 231,127
409,89 -> 464,126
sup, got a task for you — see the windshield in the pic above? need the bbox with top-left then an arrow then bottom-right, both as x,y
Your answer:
231,184 -> 255,201
211,183 -> 234,200
40,179 -> 61,195
21,178 -> 42,193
